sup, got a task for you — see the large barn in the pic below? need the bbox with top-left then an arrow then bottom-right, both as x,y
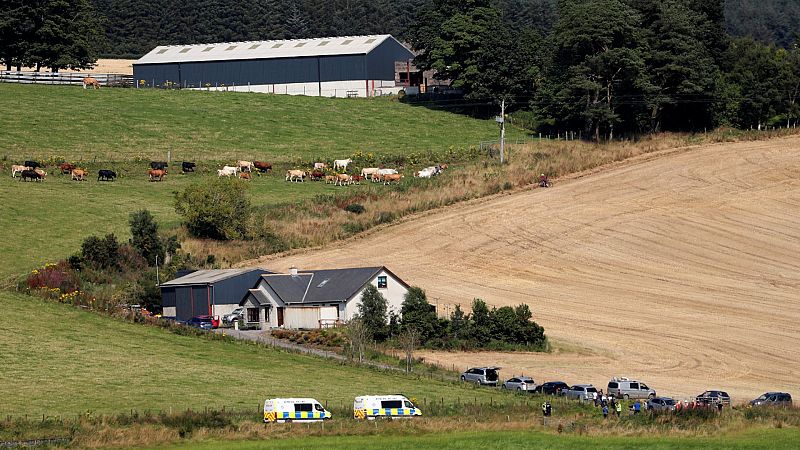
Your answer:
133,35 -> 416,97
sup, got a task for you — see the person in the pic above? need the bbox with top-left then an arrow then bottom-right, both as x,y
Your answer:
675,400 -> 683,412
601,395 -> 608,408
633,400 -> 641,415
539,173 -> 549,187
602,404 -> 609,419
593,390 -> 599,406
615,401 -> 622,417
542,401 -> 552,417
716,399 -> 723,413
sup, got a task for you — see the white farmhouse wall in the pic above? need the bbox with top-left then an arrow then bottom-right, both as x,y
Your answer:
162,306 -> 176,317
211,304 -> 239,318
344,270 -> 408,322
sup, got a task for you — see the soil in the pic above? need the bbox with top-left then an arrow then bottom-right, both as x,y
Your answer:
249,136 -> 800,402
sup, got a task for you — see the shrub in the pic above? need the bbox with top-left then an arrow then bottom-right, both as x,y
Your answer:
26,262 -> 81,294
345,203 -> 365,214
174,178 -> 251,240
129,209 -> 164,266
81,234 -> 121,270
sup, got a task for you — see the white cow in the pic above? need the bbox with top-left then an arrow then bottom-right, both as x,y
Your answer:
416,167 -> 435,178
333,158 -> 352,171
217,168 -> 236,177
238,160 -> 254,172
286,170 -> 307,182
11,165 -> 31,178
222,165 -> 239,174
377,168 -> 398,176
361,167 -> 380,178
314,162 -> 326,170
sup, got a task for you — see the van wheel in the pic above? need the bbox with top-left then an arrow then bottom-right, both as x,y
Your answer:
460,375 -> 466,381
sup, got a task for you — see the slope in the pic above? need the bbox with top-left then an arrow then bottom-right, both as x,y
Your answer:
250,136 -> 800,401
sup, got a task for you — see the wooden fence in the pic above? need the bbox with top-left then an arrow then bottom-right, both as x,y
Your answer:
0,71 -> 133,87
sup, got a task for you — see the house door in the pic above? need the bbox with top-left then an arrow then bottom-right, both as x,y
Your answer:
277,307 -> 284,327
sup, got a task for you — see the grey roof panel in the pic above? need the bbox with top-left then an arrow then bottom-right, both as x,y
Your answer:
260,267 -> 384,305
160,267 -> 272,286
246,289 -> 271,306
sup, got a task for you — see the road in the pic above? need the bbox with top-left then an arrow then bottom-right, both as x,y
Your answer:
246,136 -> 800,401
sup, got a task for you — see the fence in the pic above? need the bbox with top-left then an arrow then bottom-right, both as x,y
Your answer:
0,71 -> 133,87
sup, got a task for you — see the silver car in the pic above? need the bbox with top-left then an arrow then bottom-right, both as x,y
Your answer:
646,397 -> 676,412
607,378 -> 656,399
222,307 -> 244,325
502,376 -> 535,391
564,384 -> 598,401
460,367 -> 500,386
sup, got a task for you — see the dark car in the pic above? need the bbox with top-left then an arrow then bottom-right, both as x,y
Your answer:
533,381 -> 570,396
750,392 -> 792,407
185,316 -> 214,330
696,390 -> 731,406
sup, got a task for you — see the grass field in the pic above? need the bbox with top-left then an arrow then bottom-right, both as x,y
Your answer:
152,428 -> 800,449
0,83 -> 521,161
0,290 -> 505,417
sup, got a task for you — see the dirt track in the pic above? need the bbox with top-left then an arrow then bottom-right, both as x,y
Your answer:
251,136 -> 800,402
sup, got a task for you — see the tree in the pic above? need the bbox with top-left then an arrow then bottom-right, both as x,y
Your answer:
448,304 -> 469,341
0,1 -> 35,70
469,298 -> 491,343
174,178 -> 251,240
284,2 -> 310,39
396,327 -> 421,373
129,209 -> 164,267
721,38 -> 785,129
344,317 -> 370,363
400,286 -> 439,342
81,233 -> 120,270
357,284 -> 388,341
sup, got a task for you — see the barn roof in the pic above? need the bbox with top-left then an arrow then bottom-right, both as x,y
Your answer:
135,35 -> 412,65
160,267 -> 273,286
258,266 -> 407,305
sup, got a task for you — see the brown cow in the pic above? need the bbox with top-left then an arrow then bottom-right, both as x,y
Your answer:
351,175 -> 364,185
148,169 -> 166,181
83,77 -> 100,89
71,169 -> 87,181
34,168 -> 47,180
11,165 -> 30,178
324,175 -> 337,184
285,170 -> 306,182
59,163 -> 76,174
335,173 -> 352,186
382,173 -> 402,185
310,169 -> 325,181
253,161 -> 272,173
239,171 -> 252,180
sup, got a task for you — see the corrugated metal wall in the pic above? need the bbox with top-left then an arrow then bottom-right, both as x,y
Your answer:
163,269 -> 266,320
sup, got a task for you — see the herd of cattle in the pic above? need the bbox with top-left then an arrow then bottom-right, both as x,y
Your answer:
8,158 -> 447,186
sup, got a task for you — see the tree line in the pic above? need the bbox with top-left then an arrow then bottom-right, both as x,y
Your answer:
411,0 -> 800,137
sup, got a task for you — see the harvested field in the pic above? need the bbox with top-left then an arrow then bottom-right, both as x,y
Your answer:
250,136 -> 800,401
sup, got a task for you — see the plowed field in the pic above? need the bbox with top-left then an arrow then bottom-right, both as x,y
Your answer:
250,136 -> 800,401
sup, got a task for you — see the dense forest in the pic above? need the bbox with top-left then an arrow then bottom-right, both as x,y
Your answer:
88,0 -> 797,58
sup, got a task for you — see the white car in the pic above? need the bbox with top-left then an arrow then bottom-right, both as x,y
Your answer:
502,376 -> 536,391
222,307 -> 244,325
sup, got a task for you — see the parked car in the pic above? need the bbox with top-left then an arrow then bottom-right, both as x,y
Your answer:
223,307 -> 245,325
533,381 -> 570,396
696,390 -> 731,406
502,376 -> 536,391
185,316 -> 214,330
607,377 -> 656,399
646,397 -> 677,412
460,367 -> 500,386
749,392 -> 792,407
563,384 -> 598,401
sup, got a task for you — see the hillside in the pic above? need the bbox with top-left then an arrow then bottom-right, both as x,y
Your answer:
250,135 -> 800,401
0,290 -> 501,416
0,84 -> 516,162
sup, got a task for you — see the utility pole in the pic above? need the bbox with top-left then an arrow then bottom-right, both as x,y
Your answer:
498,99 -> 506,164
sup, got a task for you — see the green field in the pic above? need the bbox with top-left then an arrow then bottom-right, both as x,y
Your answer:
152,428 -> 800,449
0,291 -> 504,416
0,83 -> 520,161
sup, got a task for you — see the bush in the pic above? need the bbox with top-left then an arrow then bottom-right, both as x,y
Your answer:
174,178 -> 251,240
81,234 -> 121,270
345,203 -> 365,214
129,209 -> 164,266
26,262 -> 81,294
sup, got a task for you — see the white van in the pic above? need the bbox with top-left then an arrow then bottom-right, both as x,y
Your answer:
353,395 -> 422,420
263,398 -> 331,423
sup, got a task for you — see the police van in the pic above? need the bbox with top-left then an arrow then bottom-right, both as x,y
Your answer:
353,395 -> 422,420
263,398 -> 331,423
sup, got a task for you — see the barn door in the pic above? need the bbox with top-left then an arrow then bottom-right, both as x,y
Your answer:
277,307 -> 284,327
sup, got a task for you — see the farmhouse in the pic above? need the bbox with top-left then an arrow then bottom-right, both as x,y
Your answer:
133,35 -> 416,97
241,266 -> 409,330
160,267 -> 272,320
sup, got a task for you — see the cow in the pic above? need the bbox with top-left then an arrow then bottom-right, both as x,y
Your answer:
181,161 -> 196,173
333,158 -> 352,171
82,77 -> 100,89
313,162 -> 326,170
98,169 -> 117,181
217,168 -> 235,177
71,169 -> 87,181
59,163 -> 76,174
309,169 -> 325,181
150,161 -> 168,170
286,170 -> 307,182
361,168 -> 380,179
324,175 -> 337,184
253,161 -> 272,173
148,169 -> 166,182
33,168 -> 47,180
383,173 -> 403,185
11,165 -> 30,178
335,173 -> 352,186
416,167 -> 438,178
377,168 -> 398,176
24,160 -> 42,169
20,169 -> 42,182
222,165 -> 239,174
238,160 -> 254,172
239,171 -> 252,180
371,172 -> 383,183
351,175 -> 365,185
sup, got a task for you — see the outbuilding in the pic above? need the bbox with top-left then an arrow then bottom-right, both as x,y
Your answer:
241,266 -> 409,329
160,267 -> 272,320
133,35 -> 416,97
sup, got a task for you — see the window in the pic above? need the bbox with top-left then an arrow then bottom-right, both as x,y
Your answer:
225,45 -> 237,51
317,279 -> 330,288
629,383 -> 639,390
179,48 -> 191,53
364,38 -> 376,44
249,44 -> 261,49
202,47 -> 214,52
342,39 -> 353,45
314,403 -> 325,411
640,384 -> 649,390
608,382 -> 618,389
377,276 -> 387,289
318,41 -> 329,46
157,48 -> 168,54
247,308 -> 259,323
295,42 -> 306,47
295,403 -> 313,412
381,400 -> 403,409
272,43 -> 283,48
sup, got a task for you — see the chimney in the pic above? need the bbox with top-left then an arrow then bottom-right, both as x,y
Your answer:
289,266 -> 298,277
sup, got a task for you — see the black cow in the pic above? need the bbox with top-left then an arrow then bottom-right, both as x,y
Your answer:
98,169 -> 117,181
20,169 -> 42,181
181,161 -> 196,173
24,160 -> 42,169
150,161 -> 168,170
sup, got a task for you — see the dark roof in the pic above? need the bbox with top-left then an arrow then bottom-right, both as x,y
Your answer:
260,266 -> 405,304
245,289 -> 271,306
160,267 -> 273,286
